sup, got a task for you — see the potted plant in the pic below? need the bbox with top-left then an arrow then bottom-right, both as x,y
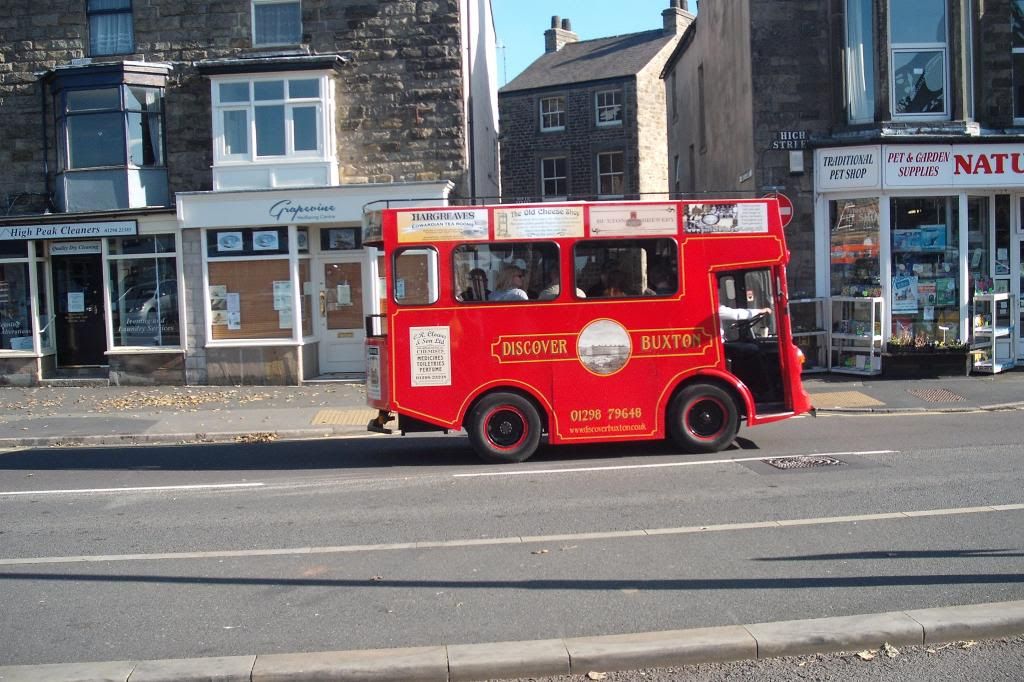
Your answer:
882,330 -> 970,377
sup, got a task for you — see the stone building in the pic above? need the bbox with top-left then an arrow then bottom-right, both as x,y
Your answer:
498,1 -> 692,202
0,0 -> 498,385
664,0 -> 1024,376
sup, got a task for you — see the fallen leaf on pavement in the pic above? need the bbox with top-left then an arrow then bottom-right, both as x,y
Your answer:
235,432 -> 278,443
882,642 -> 900,657
586,673 -> 607,680
856,650 -> 876,661
531,549 -> 549,555
959,640 -> 977,649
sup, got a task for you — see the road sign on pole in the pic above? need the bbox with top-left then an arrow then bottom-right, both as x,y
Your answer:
764,192 -> 794,228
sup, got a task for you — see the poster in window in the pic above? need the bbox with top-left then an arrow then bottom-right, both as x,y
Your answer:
217,232 -> 244,252
892,230 -> 921,252
410,326 -> 451,386
253,230 -> 279,251
297,229 -> 309,251
272,281 -> 292,310
919,225 -> 946,251
67,292 -> 85,313
211,310 -> 229,326
892,275 -> 919,312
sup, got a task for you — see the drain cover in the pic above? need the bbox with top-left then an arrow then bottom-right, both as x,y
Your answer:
906,388 -> 965,403
763,455 -> 844,470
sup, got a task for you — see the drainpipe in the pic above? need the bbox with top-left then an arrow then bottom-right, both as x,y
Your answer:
40,80 -> 53,212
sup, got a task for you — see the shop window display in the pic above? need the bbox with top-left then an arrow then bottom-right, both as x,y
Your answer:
207,227 -> 295,341
0,263 -> 33,351
108,235 -> 180,347
890,196 -> 960,345
829,198 -> 880,297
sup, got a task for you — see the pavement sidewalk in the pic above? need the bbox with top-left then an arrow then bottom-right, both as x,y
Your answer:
0,600 -> 1022,681
0,371 -> 1023,448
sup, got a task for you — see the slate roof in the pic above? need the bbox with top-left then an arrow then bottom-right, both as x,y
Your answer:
500,29 -> 676,93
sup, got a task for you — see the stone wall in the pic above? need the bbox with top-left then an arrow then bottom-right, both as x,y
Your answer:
499,80 -> 641,201
0,0 -> 472,214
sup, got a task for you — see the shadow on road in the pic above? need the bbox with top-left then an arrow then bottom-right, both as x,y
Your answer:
0,434 -> 758,472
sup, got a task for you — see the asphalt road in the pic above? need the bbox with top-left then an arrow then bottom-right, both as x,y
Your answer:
0,409 -> 1022,667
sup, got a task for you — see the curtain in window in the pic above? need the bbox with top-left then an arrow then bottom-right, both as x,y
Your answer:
845,0 -> 875,124
88,0 -> 134,55
254,2 -> 301,45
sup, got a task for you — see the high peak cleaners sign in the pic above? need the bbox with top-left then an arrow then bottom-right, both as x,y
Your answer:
816,144 -> 1024,192
0,220 -> 137,241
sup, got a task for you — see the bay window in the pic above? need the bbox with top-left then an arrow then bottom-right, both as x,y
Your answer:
214,76 -> 324,162
48,63 -> 170,212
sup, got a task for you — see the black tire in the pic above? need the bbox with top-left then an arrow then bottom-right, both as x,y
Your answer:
467,392 -> 542,463
667,383 -> 739,453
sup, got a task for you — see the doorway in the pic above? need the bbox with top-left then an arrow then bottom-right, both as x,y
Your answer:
314,252 -> 370,374
52,253 -> 107,367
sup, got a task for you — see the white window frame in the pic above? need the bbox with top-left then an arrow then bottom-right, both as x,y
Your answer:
595,90 -> 623,126
211,72 -> 329,165
597,151 -> 625,198
539,96 -> 566,132
888,0 -> 949,120
252,0 -> 302,47
541,157 -> 567,199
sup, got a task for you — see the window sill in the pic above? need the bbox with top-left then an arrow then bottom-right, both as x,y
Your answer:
105,348 -> 185,355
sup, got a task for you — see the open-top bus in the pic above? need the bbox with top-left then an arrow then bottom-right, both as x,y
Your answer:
363,199 -> 813,463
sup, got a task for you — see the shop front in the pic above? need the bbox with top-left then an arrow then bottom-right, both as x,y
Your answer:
0,213 -> 185,385
813,143 -> 1024,375
176,181 -> 452,384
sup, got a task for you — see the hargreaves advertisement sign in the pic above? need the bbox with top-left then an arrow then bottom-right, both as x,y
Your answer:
816,144 -> 1024,191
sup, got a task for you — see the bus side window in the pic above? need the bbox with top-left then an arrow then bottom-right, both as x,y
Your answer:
453,242 -> 560,303
573,238 -> 678,298
393,247 -> 438,305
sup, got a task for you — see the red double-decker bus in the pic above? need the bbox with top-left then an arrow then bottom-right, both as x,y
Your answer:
363,199 -> 813,463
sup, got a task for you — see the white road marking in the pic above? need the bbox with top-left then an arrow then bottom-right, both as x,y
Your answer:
1,501 -> 1019,567
452,451 -> 898,478
0,482 -> 265,497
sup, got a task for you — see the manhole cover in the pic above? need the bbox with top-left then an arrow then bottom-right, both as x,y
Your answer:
906,388 -> 965,403
763,455 -> 844,470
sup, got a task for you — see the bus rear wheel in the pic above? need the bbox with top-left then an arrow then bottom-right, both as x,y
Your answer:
467,392 -> 542,464
668,383 -> 738,453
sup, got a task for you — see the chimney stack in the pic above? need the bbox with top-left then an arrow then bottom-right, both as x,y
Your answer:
663,0 -> 693,35
544,16 -> 579,53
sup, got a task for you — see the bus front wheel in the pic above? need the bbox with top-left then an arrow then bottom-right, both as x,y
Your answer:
467,392 -> 542,464
668,383 -> 738,453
